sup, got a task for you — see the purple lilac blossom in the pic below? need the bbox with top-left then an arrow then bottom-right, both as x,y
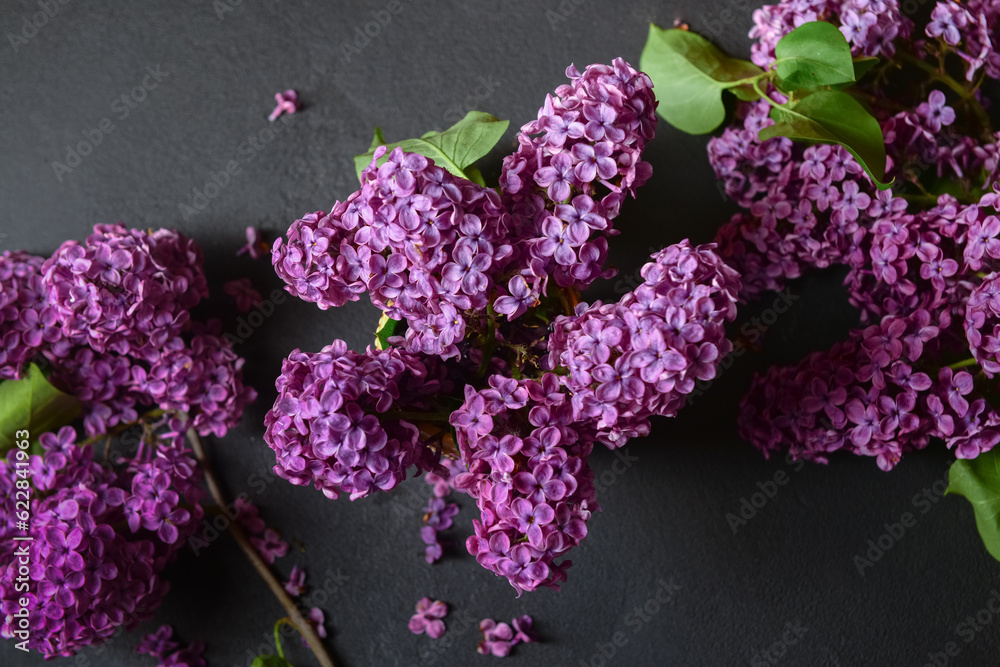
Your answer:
272,150 -> 512,359
42,224 -> 208,362
451,378 -> 598,595
250,528 -> 290,564
136,625 -> 180,659
0,422 -> 206,656
224,278 -> 263,313
237,226 -> 268,259
476,615 -> 539,657
408,597 -> 448,639
264,342 -> 443,500
0,225 -> 255,657
966,272 -> 1000,375
546,240 -> 741,446
499,58 -> 657,296
924,1 -> 1000,81
708,91 -> 985,304
0,251 -> 63,380
477,619 -> 515,657
739,309 -> 1000,468
136,625 -> 206,667
305,607 -> 327,642
284,565 -> 308,596
748,0 -> 912,67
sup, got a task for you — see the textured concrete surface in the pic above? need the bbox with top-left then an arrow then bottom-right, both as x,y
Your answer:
1,1 -> 997,665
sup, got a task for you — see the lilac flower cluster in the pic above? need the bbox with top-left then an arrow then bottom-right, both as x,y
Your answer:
42,224 -> 208,361
712,0 -> 1000,470
736,188 -> 1000,467
843,194 -> 993,323
740,308 -> 1000,468
272,154 -> 512,358
477,615 -> 538,658
273,60 -> 656,363
267,60 -> 738,594
0,251 -> 56,380
925,0 -> 1000,81
0,225 -> 255,657
748,0 -> 912,67
0,230 -> 256,440
966,272 -> 1000,374
265,342 -> 443,500
711,0 -> 1000,304
546,241 -> 741,446
451,377 -> 598,595
708,93 -> 999,303
501,59 -> 657,295
0,421 -> 205,656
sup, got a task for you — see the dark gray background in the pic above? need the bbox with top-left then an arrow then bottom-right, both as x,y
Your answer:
2,1 -> 997,665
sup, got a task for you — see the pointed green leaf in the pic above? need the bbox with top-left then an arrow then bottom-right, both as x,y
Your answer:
640,24 -> 764,134
353,111 -> 509,183
374,312 -> 404,350
252,656 -> 294,667
759,89 -> 891,188
774,21 -> 855,90
853,56 -> 879,81
947,450 -> 1000,561
0,363 -> 81,456
830,58 -> 880,91
366,127 -> 387,153
463,164 -> 486,187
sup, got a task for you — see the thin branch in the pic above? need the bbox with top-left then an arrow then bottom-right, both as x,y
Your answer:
186,427 -> 337,667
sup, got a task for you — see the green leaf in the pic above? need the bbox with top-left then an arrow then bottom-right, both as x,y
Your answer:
365,126 -> 387,154
462,164 -> 486,187
830,58 -> 880,91
252,656 -> 294,667
640,24 -> 765,134
0,363 -> 81,456
852,57 -> 879,81
774,21 -> 855,90
759,89 -> 891,188
374,312 -> 404,350
948,450 -> 1000,561
353,111 -> 509,183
